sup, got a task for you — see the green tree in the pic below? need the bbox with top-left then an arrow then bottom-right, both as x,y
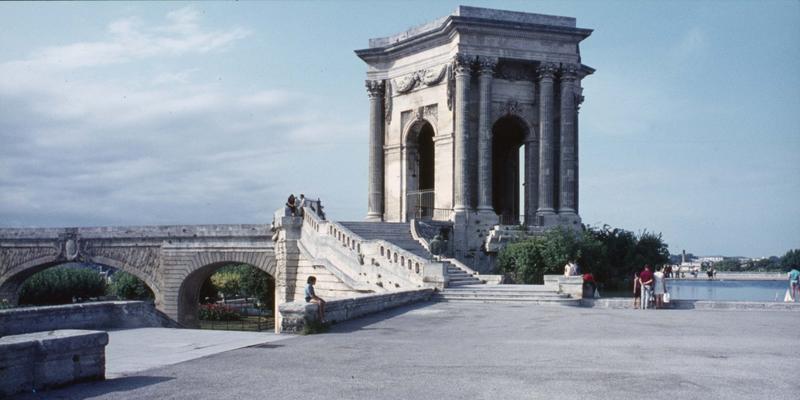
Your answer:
19,266 -> 107,306
780,249 -> 800,270
109,271 -> 154,300
496,224 -> 670,289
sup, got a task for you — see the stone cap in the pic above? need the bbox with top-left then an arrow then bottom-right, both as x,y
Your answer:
367,5 -> 579,48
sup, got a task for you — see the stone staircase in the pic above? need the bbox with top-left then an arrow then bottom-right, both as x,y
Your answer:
338,221 -> 481,287
433,284 -> 580,306
445,263 -> 482,287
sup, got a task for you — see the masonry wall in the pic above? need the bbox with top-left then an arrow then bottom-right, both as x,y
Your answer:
0,301 -> 179,337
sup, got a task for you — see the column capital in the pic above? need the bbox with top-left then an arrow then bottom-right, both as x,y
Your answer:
536,62 -> 558,81
365,80 -> 385,98
476,56 -> 498,76
560,63 -> 579,81
453,53 -> 474,76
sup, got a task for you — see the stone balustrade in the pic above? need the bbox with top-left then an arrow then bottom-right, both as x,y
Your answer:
299,207 -> 445,290
279,288 -> 434,333
0,329 -> 108,397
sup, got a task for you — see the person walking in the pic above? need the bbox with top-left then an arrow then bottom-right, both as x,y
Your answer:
640,265 -> 654,309
788,268 -> 800,302
653,266 -> 668,309
633,271 -> 642,309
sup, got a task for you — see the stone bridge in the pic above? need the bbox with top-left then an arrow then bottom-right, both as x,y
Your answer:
0,225 -> 275,327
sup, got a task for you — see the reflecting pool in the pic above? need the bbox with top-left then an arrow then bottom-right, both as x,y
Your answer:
666,279 -> 791,302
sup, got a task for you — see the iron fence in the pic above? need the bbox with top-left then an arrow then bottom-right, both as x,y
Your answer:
199,300 -> 273,332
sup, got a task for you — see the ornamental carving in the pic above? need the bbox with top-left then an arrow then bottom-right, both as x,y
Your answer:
453,53 -> 474,75
560,63 -> 579,81
476,56 -> 498,75
536,62 -> 559,80
502,99 -> 522,116
392,65 -> 448,94
385,81 -> 393,124
446,64 -> 455,110
365,80 -> 385,98
496,61 -> 536,82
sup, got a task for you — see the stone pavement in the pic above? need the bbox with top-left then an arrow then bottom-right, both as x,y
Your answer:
12,302 -> 800,400
105,328 -> 289,378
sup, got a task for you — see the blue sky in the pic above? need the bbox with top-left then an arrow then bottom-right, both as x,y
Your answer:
0,1 -> 797,257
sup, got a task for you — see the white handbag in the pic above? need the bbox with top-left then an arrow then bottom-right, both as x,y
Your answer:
663,292 -> 671,303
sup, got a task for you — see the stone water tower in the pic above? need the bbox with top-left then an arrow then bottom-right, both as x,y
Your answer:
356,6 -> 594,271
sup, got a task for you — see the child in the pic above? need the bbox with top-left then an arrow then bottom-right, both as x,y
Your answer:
305,276 -> 326,323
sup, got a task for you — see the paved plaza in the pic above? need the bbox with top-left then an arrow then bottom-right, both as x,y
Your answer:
12,302 -> 800,400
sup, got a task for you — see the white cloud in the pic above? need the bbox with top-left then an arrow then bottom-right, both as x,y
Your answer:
20,7 -> 250,70
0,7 -> 364,227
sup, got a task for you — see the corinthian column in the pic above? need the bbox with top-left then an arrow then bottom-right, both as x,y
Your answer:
453,54 -> 473,212
559,64 -> 578,215
536,62 -> 558,217
476,56 -> 497,213
365,79 -> 385,221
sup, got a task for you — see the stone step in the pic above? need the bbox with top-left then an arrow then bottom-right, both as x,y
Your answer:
447,280 -> 483,287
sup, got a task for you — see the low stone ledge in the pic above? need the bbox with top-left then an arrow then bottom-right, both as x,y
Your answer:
544,275 -> 583,298
279,288 -> 434,333
0,301 -> 180,337
580,298 -> 800,311
0,329 -> 108,397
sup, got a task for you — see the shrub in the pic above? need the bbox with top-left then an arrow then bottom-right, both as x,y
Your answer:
18,266 -> 108,306
109,271 -> 154,301
198,303 -> 241,321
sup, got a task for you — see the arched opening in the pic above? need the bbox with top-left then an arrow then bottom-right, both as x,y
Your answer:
2,261 -> 155,308
406,121 -> 436,220
179,262 -> 275,331
492,116 -> 529,225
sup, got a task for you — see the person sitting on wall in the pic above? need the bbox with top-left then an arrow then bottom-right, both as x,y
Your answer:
286,194 -> 297,216
297,194 -> 306,217
305,276 -> 326,323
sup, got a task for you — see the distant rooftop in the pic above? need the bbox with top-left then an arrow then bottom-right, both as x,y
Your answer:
368,5 -> 577,48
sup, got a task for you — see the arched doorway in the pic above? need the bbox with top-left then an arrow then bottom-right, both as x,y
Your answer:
492,116 -> 529,225
405,121 -> 435,220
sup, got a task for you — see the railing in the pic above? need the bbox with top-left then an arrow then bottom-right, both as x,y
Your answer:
406,189 -> 436,220
198,301 -> 273,332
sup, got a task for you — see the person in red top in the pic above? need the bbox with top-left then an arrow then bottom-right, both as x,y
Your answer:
639,265 -> 654,309
583,272 -> 596,298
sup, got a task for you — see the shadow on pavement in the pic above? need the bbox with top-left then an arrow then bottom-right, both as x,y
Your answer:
12,375 -> 174,400
325,300 -> 437,334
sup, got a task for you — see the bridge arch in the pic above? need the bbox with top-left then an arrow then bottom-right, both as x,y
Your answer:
173,250 -> 276,328
0,254 -> 160,307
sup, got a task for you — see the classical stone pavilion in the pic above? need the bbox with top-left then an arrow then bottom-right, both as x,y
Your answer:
356,6 -> 594,268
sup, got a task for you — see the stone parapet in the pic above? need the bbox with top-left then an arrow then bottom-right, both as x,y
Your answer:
278,289 -> 434,333
0,329 -> 107,397
0,301 -> 179,337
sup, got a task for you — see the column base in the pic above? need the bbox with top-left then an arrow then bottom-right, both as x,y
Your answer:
365,213 -> 383,222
